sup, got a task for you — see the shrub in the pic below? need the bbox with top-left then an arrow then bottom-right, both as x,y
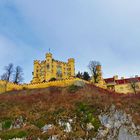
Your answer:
23,87 -> 27,90
49,78 -> 57,82
67,85 -> 80,93
0,130 -> 27,140
33,118 -> 46,129
2,120 -> 12,129
75,102 -> 101,132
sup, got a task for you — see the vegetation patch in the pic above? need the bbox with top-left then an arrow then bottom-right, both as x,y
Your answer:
33,118 -> 46,129
0,129 -> 27,140
67,84 -> 81,93
2,120 -> 12,130
76,102 -> 101,132
0,85 -> 140,138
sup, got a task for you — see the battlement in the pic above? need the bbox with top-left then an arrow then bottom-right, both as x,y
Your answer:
46,53 -> 52,58
0,78 -> 89,93
53,59 -> 67,64
0,80 -> 23,93
34,60 -> 40,64
68,58 -> 75,63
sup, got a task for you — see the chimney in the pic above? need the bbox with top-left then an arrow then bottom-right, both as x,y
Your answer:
121,77 -> 125,80
113,75 -> 118,80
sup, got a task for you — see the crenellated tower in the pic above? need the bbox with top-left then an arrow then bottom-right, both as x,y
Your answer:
45,53 -> 53,81
31,60 -> 40,83
96,65 -> 107,88
68,58 -> 75,78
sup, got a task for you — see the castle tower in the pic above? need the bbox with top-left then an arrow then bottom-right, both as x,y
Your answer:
96,65 -> 107,88
96,65 -> 102,82
32,60 -> 40,83
68,58 -> 75,78
45,53 -> 53,81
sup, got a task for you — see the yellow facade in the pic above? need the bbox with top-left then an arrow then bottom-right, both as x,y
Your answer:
31,53 -> 75,83
105,76 -> 140,94
114,82 -> 140,94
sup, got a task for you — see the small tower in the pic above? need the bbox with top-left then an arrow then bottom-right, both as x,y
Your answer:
96,65 -> 102,82
96,65 -> 107,89
45,53 -> 53,81
32,60 -> 40,83
68,58 -> 75,78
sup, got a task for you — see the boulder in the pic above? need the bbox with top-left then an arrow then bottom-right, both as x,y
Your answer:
118,127 -> 140,140
73,80 -> 85,87
42,124 -> 53,133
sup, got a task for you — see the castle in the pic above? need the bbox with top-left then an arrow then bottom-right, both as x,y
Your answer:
31,53 -> 75,83
0,52 -> 139,94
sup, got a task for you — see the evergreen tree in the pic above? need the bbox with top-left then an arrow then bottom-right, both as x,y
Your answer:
83,72 -> 90,81
76,71 -> 83,79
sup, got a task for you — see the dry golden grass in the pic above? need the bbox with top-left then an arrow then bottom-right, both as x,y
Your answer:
0,84 -> 140,138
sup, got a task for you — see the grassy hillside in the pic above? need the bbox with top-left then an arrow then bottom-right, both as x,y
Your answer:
0,84 -> 140,139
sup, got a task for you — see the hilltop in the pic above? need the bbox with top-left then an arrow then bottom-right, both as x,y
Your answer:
0,84 -> 140,140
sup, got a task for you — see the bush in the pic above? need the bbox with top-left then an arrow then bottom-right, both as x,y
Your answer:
2,120 -> 12,129
33,118 -> 46,129
49,78 -> 57,82
67,85 -> 80,93
0,130 -> 27,140
23,87 -> 27,90
75,102 -> 101,132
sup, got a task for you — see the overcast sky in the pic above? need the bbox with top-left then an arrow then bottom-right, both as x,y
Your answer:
0,0 -> 140,82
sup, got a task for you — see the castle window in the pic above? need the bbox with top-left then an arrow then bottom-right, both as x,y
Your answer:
57,66 -> 62,77
47,64 -> 50,69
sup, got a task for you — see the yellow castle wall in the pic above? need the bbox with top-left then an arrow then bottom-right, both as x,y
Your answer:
24,78 -> 89,90
1,78 -> 140,94
0,80 -> 23,93
0,78 -> 89,93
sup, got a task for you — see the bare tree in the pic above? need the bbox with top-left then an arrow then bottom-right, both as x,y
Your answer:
1,73 -> 8,81
13,66 -> 24,84
88,61 -> 101,83
0,63 -> 14,92
130,77 -> 139,94
3,63 -> 14,82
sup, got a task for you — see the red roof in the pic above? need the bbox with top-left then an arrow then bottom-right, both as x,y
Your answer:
104,78 -> 115,84
105,77 -> 140,85
115,77 -> 140,85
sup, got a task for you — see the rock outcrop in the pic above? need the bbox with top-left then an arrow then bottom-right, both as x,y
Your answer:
97,105 -> 140,140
